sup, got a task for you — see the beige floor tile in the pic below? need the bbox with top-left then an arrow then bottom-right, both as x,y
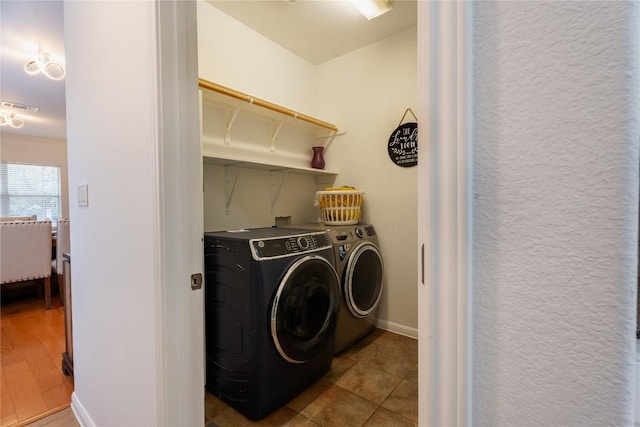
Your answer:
211,403 -> 297,427
24,407 -> 79,427
374,332 -> 418,356
205,392 -> 229,422
323,354 -> 357,383
381,380 -> 418,424
282,413 -> 320,427
301,385 -> 378,427
404,363 -> 418,384
336,360 -> 403,404
286,377 -> 332,412
336,329 -> 382,361
359,343 -> 417,378
363,406 -> 417,427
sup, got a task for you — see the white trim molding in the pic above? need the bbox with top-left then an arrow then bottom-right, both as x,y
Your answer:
376,319 -> 418,340
155,1 -> 204,425
417,2 -> 473,426
71,392 -> 93,427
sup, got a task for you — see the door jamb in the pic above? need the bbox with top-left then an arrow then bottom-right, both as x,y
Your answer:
417,2 -> 473,426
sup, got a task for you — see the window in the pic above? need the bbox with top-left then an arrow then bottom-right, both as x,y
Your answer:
0,162 -> 61,226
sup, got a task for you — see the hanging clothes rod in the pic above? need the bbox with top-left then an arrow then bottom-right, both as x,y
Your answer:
198,78 -> 339,133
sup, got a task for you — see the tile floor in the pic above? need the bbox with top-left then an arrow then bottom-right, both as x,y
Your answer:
205,328 -> 418,427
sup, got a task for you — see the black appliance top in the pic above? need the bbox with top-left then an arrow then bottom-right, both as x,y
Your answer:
204,227 -> 332,260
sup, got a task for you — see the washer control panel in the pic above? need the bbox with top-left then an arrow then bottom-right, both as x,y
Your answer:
329,225 -> 377,242
251,232 -> 332,260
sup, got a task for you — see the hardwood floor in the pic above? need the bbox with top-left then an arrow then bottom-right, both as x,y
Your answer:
1,288 -> 73,427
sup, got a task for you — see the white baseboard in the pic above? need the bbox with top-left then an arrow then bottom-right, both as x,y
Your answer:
376,319 -> 418,339
71,391 -> 95,427
636,340 -> 640,424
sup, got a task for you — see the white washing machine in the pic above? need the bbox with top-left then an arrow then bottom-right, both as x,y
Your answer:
281,223 -> 384,353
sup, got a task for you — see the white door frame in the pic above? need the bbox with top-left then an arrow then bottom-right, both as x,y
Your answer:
417,2 -> 473,426
155,1 -> 204,425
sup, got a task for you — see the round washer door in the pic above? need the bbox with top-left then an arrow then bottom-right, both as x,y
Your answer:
271,255 -> 340,363
344,242 -> 384,318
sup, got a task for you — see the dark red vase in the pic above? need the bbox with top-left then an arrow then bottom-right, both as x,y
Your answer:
311,146 -> 325,169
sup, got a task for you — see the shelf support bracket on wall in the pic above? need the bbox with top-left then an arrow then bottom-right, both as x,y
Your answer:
224,166 -> 240,214
314,173 -> 337,188
270,118 -> 286,152
224,105 -> 242,144
270,170 -> 288,213
316,129 -> 345,153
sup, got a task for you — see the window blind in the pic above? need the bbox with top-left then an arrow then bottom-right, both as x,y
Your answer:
0,162 -> 61,226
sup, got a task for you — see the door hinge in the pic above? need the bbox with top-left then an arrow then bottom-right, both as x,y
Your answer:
191,273 -> 203,290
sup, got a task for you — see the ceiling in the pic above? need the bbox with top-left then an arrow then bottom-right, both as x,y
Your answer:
0,0 -> 416,142
1,1 -> 66,141
206,0 -> 417,65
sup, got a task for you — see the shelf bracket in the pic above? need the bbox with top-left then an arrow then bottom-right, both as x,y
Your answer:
224,166 -> 240,214
314,173 -> 337,188
270,118 -> 286,152
270,170 -> 288,213
316,129 -> 345,152
224,104 -> 244,144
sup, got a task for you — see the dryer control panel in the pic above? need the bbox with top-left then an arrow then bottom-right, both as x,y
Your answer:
250,232 -> 332,260
330,225 -> 377,243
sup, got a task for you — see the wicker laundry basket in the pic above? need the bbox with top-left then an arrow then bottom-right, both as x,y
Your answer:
315,188 -> 364,225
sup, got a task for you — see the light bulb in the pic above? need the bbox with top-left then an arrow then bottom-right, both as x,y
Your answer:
24,52 -> 65,81
0,113 -> 25,129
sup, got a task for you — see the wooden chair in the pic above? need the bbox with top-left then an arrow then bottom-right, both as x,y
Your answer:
52,219 -> 70,305
0,220 -> 54,309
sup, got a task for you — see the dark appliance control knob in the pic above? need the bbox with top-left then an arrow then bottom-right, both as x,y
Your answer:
297,236 -> 309,249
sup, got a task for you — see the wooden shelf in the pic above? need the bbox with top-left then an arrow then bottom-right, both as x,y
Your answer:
198,79 -> 339,136
202,153 -> 338,177
199,79 -> 341,177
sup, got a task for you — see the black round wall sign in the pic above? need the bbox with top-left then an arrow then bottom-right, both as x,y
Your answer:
388,122 -> 418,167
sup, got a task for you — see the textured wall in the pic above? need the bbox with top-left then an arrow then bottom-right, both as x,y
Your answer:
473,2 -> 639,425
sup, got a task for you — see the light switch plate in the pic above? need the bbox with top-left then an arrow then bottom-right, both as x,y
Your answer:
78,184 -> 89,207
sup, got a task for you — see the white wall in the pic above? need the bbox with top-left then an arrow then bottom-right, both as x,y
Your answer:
473,2 -> 639,425
203,164 -> 322,231
0,133 -> 69,219
65,2 -> 202,425
198,1 -> 333,233
316,28 -> 418,333
197,1 -> 316,114
65,2 -> 161,425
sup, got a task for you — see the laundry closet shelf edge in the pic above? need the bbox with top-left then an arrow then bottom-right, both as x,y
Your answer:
202,154 -> 338,177
198,79 -> 339,135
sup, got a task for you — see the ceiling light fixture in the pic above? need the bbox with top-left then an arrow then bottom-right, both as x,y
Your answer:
350,0 -> 394,20
0,113 -> 25,129
0,101 -> 39,112
24,51 -> 65,81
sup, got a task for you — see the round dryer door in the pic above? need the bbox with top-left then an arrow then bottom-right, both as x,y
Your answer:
271,255 -> 340,363
344,242 -> 384,318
